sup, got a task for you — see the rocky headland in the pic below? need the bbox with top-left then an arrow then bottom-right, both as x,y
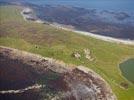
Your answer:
0,46 -> 116,100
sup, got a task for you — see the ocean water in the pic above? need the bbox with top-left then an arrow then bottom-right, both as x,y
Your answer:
19,0 -> 134,12
1,0 -> 134,12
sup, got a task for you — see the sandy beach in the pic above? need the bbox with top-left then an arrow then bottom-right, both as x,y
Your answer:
21,7 -> 134,46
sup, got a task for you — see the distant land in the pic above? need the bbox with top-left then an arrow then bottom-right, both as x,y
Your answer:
0,0 -> 134,40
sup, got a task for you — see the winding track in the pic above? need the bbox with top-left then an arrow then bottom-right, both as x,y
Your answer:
0,84 -> 44,94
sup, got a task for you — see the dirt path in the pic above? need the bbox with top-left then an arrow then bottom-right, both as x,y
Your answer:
0,84 -> 44,94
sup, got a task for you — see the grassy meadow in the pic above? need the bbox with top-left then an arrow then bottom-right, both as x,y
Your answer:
0,5 -> 134,100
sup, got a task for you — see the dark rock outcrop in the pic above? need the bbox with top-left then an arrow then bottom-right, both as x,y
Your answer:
0,46 -> 116,100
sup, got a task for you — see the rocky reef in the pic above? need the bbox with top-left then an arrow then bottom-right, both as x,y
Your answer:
0,46 -> 116,100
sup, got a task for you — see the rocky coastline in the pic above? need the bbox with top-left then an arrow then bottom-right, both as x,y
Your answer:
0,46 -> 117,100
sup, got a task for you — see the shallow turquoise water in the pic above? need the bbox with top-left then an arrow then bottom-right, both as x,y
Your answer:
119,58 -> 134,83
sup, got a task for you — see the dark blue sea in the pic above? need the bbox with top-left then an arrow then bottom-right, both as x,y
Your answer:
7,0 -> 134,12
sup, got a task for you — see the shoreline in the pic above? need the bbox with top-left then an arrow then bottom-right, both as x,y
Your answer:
21,7 -> 134,46
51,23 -> 134,45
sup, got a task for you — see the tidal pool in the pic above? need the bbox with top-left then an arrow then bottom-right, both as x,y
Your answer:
119,58 -> 134,83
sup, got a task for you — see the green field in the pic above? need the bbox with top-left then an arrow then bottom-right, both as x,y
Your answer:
0,5 -> 134,100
